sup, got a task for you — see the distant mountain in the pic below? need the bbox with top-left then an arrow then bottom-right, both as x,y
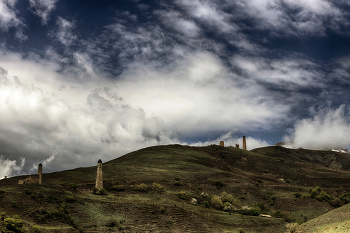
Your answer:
331,147 -> 350,154
274,142 -> 350,154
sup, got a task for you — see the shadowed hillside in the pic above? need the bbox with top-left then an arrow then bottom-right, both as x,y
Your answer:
1,144 -> 350,232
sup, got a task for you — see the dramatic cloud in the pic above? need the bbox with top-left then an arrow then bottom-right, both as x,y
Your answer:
29,0 -> 58,24
284,105 -> 350,150
0,55 -> 179,176
117,51 -> 289,134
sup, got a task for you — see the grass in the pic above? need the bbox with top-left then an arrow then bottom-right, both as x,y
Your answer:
2,144 -> 350,232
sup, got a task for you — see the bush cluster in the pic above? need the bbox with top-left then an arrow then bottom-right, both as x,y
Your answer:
152,182 -> 164,193
273,210 -> 294,223
213,180 -> 224,189
4,215 -> 23,232
112,185 -> 126,191
178,191 -> 187,200
134,183 -> 148,192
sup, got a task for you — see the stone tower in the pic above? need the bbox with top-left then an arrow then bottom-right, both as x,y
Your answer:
220,141 -> 224,147
243,136 -> 247,150
38,163 -> 42,184
95,159 -> 103,189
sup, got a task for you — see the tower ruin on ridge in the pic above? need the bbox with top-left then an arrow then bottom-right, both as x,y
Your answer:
243,136 -> 247,150
220,141 -> 224,147
38,163 -> 42,184
18,163 -> 42,184
95,159 -> 103,189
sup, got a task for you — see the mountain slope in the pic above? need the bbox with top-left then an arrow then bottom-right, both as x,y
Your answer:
1,144 -> 350,232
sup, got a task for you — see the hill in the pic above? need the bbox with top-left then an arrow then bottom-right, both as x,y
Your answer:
1,145 -> 350,232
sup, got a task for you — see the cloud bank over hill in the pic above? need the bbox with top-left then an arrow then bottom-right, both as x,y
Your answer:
284,105 -> 350,150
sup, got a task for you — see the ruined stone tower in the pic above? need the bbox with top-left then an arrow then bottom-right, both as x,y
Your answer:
95,159 -> 103,189
243,136 -> 247,150
38,163 -> 42,184
220,141 -> 224,147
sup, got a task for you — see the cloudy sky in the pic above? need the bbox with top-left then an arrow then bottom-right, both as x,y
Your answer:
2,0 -> 350,178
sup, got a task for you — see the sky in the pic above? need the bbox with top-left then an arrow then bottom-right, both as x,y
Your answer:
2,0 -> 350,178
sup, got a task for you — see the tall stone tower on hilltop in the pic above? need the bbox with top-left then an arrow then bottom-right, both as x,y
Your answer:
95,159 -> 103,189
220,141 -> 224,147
243,136 -> 247,150
38,163 -> 42,184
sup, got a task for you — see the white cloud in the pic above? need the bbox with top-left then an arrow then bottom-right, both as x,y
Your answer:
0,51 -> 179,174
284,105 -> 350,150
155,10 -> 201,38
29,0 -> 58,24
0,156 -> 25,179
117,51 -> 289,133
0,0 -> 26,40
175,0 -> 236,33
231,0 -> 347,36
50,17 -> 77,46
189,131 -> 270,150
231,55 -> 324,86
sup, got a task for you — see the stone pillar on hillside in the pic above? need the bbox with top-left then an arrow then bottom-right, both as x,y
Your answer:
235,144 -> 239,148
96,159 -> 103,189
38,163 -> 42,184
243,136 -> 247,150
220,141 -> 224,147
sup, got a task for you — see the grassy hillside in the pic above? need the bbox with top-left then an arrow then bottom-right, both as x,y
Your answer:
294,203 -> 350,233
1,145 -> 350,232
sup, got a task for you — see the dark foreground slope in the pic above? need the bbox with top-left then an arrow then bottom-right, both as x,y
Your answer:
1,145 -> 350,233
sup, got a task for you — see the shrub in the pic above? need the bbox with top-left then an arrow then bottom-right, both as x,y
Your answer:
238,208 -> 260,216
177,191 -> 187,200
99,188 -> 107,195
91,187 -> 98,194
223,202 -> 233,212
255,202 -> 268,213
174,181 -> 183,186
213,180 -> 224,189
340,193 -> 350,204
211,195 -> 224,210
4,215 -> 23,232
203,201 -> 209,208
32,225 -> 41,233
12,201 -> 18,208
65,196 -> 76,203
294,193 -> 302,198
1,212 -> 9,220
238,228 -> 245,233
221,191 -> 233,204
175,177 -> 181,181
329,198 -> 342,208
24,189 -> 33,195
106,219 -> 120,228
232,199 -> 242,209
134,183 -> 148,192
152,183 -> 164,193
273,210 -> 293,222
69,183 -> 78,190
112,185 -> 126,191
